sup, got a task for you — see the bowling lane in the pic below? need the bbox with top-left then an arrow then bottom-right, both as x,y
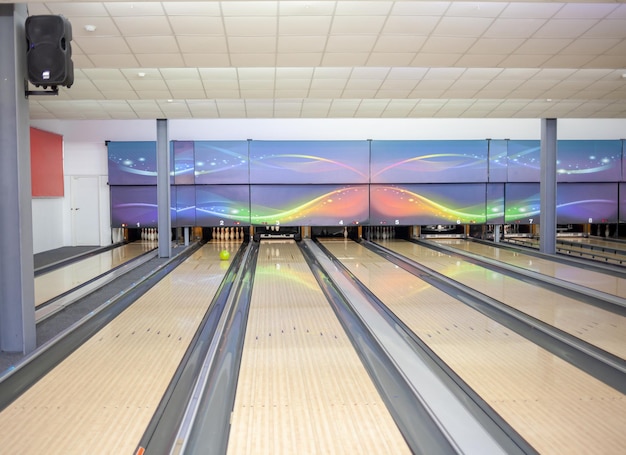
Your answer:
321,239 -> 626,455
434,238 -> 626,298
566,237 -> 626,249
227,240 -> 409,454
35,241 -> 156,306
382,239 -> 626,360
0,242 -> 235,454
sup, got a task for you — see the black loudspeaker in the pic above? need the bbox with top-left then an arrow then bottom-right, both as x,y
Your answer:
25,15 -> 74,88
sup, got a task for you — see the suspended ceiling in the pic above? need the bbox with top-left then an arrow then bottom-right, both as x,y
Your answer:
15,0 -> 626,120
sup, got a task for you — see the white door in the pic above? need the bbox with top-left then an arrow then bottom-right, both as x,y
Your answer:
71,176 -> 100,246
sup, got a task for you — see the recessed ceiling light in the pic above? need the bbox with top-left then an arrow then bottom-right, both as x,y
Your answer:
84,24 -> 96,32
546,98 -> 552,102
138,72 -> 146,77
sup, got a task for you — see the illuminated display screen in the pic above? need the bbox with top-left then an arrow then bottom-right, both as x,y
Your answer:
195,185 -> 250,226
370,184 -> 486,225
108,141 -> 157,185
194,141 -> 249,184
504,183 -> 540,224
173,141 -> 195,185
174,185 -> 196,227
507,140 -> 622,183
370,140 -> 488,184
489,140 -> 508,182
110,186 -> 176,228
486,183 -> 505,224
250,184 -> 369,226
557,183 -> 617,224
249,141 -> 369,184
557,140 -> 622,182
109,139 -> 626,228
620,183 -> 626,223
507,140 -> 540,182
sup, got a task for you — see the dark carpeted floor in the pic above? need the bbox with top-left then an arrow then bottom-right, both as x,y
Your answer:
34,245 -> 102,270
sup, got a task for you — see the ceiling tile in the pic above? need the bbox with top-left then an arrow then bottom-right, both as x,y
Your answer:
279,16 -> 332,35
169,17 -> 225,36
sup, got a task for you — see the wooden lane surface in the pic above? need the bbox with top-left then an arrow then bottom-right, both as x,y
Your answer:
0,242 -> 235,454
227,240 -> 409,454
557,237 -> 626,263
566,237 -> 626,250
321,239 -> 626,455
435,238 -> 626,298
386,239 -> 626,361
35,241 -> 156,306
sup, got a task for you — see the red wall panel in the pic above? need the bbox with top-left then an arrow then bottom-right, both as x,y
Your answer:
30,127 -> 64,197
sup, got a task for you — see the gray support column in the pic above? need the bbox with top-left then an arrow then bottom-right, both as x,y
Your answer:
0,4 -> 36,354
539,118 -> 557,254
156,119 -> 171,258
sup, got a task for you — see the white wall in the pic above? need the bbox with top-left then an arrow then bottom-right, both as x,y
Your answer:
29,118 -> 626,252
32,198 -> 65,254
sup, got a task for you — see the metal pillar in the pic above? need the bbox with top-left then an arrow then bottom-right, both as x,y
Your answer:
539,118 -> 557,254
156,119 -> 171,258
0,4 -> 36,354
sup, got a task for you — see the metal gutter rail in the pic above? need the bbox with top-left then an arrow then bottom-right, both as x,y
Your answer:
368,240 -> 626,394
303,239 -> 529,455
135,242 -> 249,455
0,243 -> 202,412
170,241 -> 260,455
35,248 -> 158,322
421,238 -> 626,312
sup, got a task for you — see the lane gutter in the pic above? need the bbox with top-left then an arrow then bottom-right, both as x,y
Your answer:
367,240 -> 626,394
135,241 -> 250,455
168,241 -> 260,454
305,239 -> 532,455
0,242 -> 203,412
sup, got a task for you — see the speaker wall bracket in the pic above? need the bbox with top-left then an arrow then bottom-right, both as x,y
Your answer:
24,79 -> 59,97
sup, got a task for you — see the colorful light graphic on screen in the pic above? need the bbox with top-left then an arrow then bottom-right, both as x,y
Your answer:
174,185 -> 196,227
194,141 -> 249,184
506,141 -> 540,182
196,185 -> 250,226
557,183 -> 617,223
111,186 -> 176,227
504,183 -> 540,224
507,140 -> 622,183
557,140 -> 621,182
108,142 -> 157,185
173,141 -> 195,185
249,141 -> 369,184
250,185 -> 368,226
489,140 -> 508,182
504,183 -> 618,224
370,184 -> 487,225
486,183 -> 505,223
371,140 -> 488,184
